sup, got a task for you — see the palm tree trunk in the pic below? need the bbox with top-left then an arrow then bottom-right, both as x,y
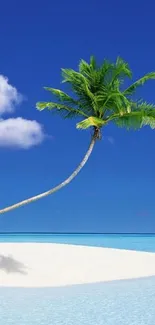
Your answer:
0,131 -> 97,215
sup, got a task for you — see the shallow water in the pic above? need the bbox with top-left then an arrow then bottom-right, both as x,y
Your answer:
1,277 -> 155,325
1,233 -> 155,252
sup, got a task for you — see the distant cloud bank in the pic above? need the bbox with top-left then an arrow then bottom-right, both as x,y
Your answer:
0,75 -> 44,149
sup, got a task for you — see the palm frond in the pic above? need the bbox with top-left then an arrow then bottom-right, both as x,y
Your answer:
90,55 -> 97,69
79,59 -> 93,77
108,57 -> 132,89
115,57 -> 132,79
114,114 -> 143,130
61,68 -> 100,114
44,87 -> 78,106
111,105 -> 155,130
123,72 -> 155,95
36,101 -> 88,118
135,101 -> 155,112
142,116 -> 155,128
96,89 -> 129,112
61,68 -> 89,86
76,116 -> 106,129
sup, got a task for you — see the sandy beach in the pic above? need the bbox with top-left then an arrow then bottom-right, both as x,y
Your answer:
0,243 -> 155,287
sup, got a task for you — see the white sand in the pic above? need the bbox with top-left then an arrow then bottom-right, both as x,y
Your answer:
0,243 -> 155,287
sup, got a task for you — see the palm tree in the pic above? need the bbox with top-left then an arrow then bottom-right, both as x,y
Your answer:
1,56 -> 155,214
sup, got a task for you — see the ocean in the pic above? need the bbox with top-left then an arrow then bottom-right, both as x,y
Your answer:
0,234 -> 155,325
0,233 -> 155,252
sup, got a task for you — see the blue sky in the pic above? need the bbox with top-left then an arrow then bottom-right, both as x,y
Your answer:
0,0 -> 155,233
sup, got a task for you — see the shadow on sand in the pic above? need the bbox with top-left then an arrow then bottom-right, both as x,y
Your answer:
0,255 -> 28,275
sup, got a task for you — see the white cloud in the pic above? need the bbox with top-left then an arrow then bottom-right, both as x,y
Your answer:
0,118 -> 45,149
0,75 -> 22,115
0,75 -> 45,149
107,136 -> 115,145
103,136 -> 115,145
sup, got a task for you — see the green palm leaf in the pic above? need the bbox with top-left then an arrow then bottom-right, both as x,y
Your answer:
112,109 -> 155,130
123,72 -> 155,95
110,57 -> 132,85
76,116 -> 106,129
36,101 -> 88,118
90,55 -> 97,69
44,87 -> 78,106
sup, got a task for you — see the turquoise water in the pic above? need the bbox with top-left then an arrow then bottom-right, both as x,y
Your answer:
1,278 -> 155,325
1,234 -> 155,325
1,233 -> 155,252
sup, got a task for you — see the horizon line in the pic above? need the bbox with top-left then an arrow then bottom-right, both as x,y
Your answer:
0,232 -> 155,235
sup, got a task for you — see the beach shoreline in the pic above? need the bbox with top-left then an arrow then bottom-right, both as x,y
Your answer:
1,243 -> 155,288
